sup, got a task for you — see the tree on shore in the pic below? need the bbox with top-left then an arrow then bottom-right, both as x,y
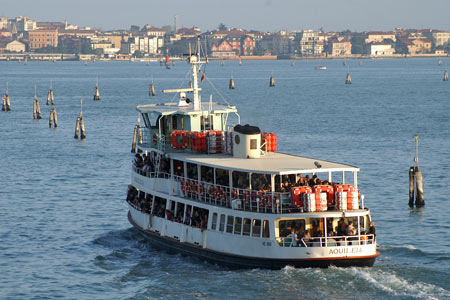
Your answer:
218,23 -> 228,31
351,35 -> 366,54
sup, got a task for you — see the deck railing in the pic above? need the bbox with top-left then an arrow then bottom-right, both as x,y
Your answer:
276,235 -> 375,247
132,166 -> 292,214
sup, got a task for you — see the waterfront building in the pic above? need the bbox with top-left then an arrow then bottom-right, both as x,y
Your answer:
430,30 -> 450,47
28,29 -> 58,49
37,22 -> 66,30
369,43 -> 395,56
8,16 -> 36,32
398,37 -> 432,54
298,30 -> 326,56
241,36 -> 255,55
365,31 -> 396,43
0,29 -> 11,38
6,40 -> 26,52
211,39 -> 235,58
140,25 -> 166,37
328,39 -> 352,56
0,17 -> 7,30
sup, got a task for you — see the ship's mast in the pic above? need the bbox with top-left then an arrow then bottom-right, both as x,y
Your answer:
191,35 -> 203,111
162,35 -> 205,110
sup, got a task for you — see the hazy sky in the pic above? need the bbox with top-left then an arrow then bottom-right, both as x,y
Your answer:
2,0 -> 450,32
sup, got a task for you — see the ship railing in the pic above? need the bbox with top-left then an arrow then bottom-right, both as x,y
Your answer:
276,234 -> 375,248
137,129 -> 233,154
132,167 -> 304,214
173,175 -> 291,214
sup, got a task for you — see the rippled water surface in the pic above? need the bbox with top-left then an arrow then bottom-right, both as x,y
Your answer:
1,58 -> 449,300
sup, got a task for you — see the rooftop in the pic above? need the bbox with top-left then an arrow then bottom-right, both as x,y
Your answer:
137,102 -> 237,115
168,151 -> 359,175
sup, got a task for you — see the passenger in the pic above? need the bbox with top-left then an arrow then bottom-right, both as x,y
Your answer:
303,230 -> 313,247
368,221 -> 376,240
287,229 -> 298,247
348,228 -> 358,245
337,218 -> 347,236
184,210 -> 191,225
157,206 -> 165,218
346,221 -> 355,236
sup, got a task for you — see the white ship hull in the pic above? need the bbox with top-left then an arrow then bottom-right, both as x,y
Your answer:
128,173 -> 379,269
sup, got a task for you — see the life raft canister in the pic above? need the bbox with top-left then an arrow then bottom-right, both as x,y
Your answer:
312,185 -> 334,211
291,186 -> 313,207
335,184 -> 356,210
171,130 -> 188,149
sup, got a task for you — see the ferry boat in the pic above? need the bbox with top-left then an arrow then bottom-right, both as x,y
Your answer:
126,38 -> 379,269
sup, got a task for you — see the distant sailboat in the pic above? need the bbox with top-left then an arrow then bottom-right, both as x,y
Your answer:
165,50 -> 171,69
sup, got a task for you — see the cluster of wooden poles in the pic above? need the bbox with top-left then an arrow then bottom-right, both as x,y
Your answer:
409,135 -> 425,207
2,78 -> 103,139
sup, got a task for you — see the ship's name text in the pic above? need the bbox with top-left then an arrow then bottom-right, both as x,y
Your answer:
329,247 -> 363,255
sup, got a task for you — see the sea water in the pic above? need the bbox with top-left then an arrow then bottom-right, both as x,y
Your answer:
0,58 -> 449,300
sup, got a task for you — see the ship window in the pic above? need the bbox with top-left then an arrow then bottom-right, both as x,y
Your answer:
201,115 -> 212,131
234,217 -> 242,235
243,218 -> 251,236
148,112 -> 160,127
250,139 -> 257,149
226,216 -> 234,233
142,113 -> 150,128
278,219 -> 306,237
252,219 -> 261,237
263,220 -> 270,238
211,213 -> 218,230
219,214 -> 225,231
172,115 -> 178,129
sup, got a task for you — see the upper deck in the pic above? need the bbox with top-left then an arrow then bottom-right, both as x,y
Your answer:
168,151 -> 359,176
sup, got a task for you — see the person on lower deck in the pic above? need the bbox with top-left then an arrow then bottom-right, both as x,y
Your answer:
287,229 -> 298,247
368,221 -> 376,240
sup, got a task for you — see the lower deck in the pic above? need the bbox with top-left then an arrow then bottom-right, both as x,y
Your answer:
127,185 -> 379,267
129,211 -> 378,269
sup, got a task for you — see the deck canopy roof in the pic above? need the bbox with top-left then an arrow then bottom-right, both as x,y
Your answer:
168,151 -> 359,175
137,102 -> 237,116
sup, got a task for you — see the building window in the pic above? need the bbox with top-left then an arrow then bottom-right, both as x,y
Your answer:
250,139 -> 257,149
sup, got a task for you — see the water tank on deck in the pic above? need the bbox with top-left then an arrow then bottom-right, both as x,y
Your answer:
233,124 -> 261,159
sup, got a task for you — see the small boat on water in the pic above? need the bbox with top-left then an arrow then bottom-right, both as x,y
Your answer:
127,36 -> 379,269
315,66 -> 326,70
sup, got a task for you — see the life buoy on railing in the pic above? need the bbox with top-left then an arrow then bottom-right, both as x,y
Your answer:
180,179 -> 185,193
199,183 -> 204,197
208,185 -> 215,199
219,187 -> 225,203
171,131 -> 187,149
153,133 -> 157,145
185,180 -> 191,195
273,194 -> 281,208
243,191 -> 250,204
